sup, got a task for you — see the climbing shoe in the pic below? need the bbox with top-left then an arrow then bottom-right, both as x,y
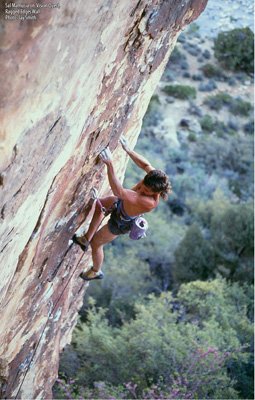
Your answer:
80,268 -> 104,281
72,234 -> 90,252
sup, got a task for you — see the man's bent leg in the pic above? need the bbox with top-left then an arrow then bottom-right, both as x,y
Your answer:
85,196 -> 117,242
74,196 -> 117,251
90,224 -> 117,271
80,224 -> 117,281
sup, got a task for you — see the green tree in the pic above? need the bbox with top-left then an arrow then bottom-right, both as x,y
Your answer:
162,84 -> 196,100
201,63 -> 225,78
192,135 -> 253,200
211,202 -> 254,282
56,279 -> 253,399
83,247 -> 157,326
214,27 -> 254,73
190,193 -> 254,283
204,92 -> 252,116
177,279 -> 254,399
173,224 -> 215,283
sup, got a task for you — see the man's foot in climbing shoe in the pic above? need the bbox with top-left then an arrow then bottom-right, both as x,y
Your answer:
80,267 -> 104,281
72,234 -> 90,252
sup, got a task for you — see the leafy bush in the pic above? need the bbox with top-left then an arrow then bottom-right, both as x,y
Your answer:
204,92 -> 252,116
56,279 -> 253,399
193,135 -> 250,174
188,194 -> 254,283
162,84 -> 196,100
215,120 -> 236,137
54,348 -> 237,399
82,247 -> 157,326
187,132 -> 196,142
214,27 -> 254,73
230,97 -> 253,117
192,135 -> 253,199
173,224 -> 215,283
243,119 -> 254,135
201,63 -> 224,79
211,203 -> 254,282
200,115 -> 236,137
200,114 -> 215,132
204,92 -> 233,111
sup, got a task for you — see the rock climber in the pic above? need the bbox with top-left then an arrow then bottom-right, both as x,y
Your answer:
72,136 -> 172,281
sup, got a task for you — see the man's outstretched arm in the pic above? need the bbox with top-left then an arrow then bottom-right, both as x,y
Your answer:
101,156 -> 155,209
120,136 -> 154,173
100,152 -> 135,200
105,160 -> 126,198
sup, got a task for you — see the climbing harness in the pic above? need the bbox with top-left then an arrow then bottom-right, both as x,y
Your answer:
91,187 -> 114,216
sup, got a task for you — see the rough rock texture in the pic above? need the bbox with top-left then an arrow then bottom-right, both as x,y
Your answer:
0,0 -> 207,398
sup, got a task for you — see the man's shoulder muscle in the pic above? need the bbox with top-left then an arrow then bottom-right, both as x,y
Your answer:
122,190 -> 152,207
138,194 -> 158,211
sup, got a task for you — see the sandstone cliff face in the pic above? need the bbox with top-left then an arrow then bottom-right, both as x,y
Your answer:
0,0 -> 207,398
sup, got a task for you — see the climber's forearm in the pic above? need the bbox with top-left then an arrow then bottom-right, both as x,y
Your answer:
106,162 -> 125,198
126,149 -> 154,173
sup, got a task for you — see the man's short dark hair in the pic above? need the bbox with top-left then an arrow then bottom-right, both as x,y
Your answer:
143,169 -> 172,200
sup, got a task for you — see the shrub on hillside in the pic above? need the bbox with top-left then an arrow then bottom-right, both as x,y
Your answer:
211,202 -> 254,282
187,196 -> 254,283
81,247 -> 157,326
200,114 -> 214,132
214,121 -> 236,137
204,92 -> 232,111
55,280 -> 254,399
214,27 -> 254,73
243,119 -> 254,135
173,224 -> 215,283
200,115 -> 236,136
204,92 -> 252,116
162,84 -> 196,100
201,63 -> 224,79
192,135 -> 253,198
187,132 -> 197,142
230,97 -> 253,117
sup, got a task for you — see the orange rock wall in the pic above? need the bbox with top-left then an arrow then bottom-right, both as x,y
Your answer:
0,0 -> 207,398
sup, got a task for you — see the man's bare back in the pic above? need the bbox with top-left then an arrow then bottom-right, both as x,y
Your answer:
121,183 -> 160,217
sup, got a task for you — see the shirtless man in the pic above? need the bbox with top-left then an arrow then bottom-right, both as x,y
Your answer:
73,138 -> 171,281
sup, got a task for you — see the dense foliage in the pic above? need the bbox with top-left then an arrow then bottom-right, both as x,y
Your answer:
204,92 -> 253,116
55,279 -> 253,399
174,200 -> 254,283
162,84 -> 197,100
214,27 -> 254,73
201,63 -> 225,79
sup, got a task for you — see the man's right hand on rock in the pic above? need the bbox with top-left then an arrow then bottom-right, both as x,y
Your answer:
119,135 -> 130,152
